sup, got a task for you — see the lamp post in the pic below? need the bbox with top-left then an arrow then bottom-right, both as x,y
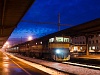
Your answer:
27,36 -> 33,56
2,41 -> 10,52
28,36 -> 33,41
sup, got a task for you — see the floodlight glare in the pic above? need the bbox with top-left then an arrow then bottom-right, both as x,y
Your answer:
28,36 -> 32,41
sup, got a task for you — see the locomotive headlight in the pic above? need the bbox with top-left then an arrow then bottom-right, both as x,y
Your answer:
56,49 -> 61,54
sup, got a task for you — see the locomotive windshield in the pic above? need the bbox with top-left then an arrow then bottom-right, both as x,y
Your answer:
49,37 -> 70,42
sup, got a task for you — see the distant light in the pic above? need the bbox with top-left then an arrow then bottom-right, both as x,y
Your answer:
40,41 -> 42,44
28,36 -> 33,41
7,46 -> 10,48
4,44 -> 6,47
2,41 -> 10,49
5,41 -> 9,45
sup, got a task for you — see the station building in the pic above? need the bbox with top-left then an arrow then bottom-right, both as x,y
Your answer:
71,34 -> 100,53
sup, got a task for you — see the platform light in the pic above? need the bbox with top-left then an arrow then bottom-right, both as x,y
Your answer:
2,41 -> 10,49
5,41 -> 9,45
28,36 -> 33,41
4,44 -> 6,47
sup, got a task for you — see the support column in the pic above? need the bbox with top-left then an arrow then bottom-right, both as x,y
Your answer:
85,34 -> 89,55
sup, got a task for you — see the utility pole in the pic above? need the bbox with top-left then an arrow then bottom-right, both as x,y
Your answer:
58,13 -> 60,31
58,13 -> 73,31
21,37 -> 22,44
21,13 -> 72,31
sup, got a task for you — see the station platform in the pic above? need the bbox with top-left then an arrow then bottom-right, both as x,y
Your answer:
72,55 -> 100,60
70,54 -> 100,66
2,52 -> 100,75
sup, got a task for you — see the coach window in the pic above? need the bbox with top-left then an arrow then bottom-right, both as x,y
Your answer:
40,41 -> 42,44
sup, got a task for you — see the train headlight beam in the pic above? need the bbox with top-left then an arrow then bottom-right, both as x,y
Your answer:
56,49 -> 61,54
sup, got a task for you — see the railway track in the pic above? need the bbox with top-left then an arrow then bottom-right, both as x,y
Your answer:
62,58 -> 100,70
6,53 -> 100,75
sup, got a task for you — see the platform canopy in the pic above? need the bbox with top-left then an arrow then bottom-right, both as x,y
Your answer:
50,18 -> 100,37
40,18 -> 100,41
61,18 -> 100,36
0,0 -> 35,48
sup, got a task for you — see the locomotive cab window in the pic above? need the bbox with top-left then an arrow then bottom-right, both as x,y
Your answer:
49,38 -> 54,42
49,37 -> 70,42
56,37 -> 63,42
64,38 -> 69,42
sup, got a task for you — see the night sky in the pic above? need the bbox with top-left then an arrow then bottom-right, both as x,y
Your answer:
8,0 -> 100,44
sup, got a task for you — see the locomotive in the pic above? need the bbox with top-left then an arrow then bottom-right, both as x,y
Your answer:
7,36 -> 71,61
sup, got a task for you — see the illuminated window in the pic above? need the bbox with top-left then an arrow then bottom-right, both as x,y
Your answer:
74,47 -> 78,51
49,38 -> 54,42
89,47 -> 91,50
92,46 -> 95,49
80,47 -> 82,50
96,46 -> 98,49
64,38 -> 69,42
14,47 -> 16,50
17,47 -> 19,49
